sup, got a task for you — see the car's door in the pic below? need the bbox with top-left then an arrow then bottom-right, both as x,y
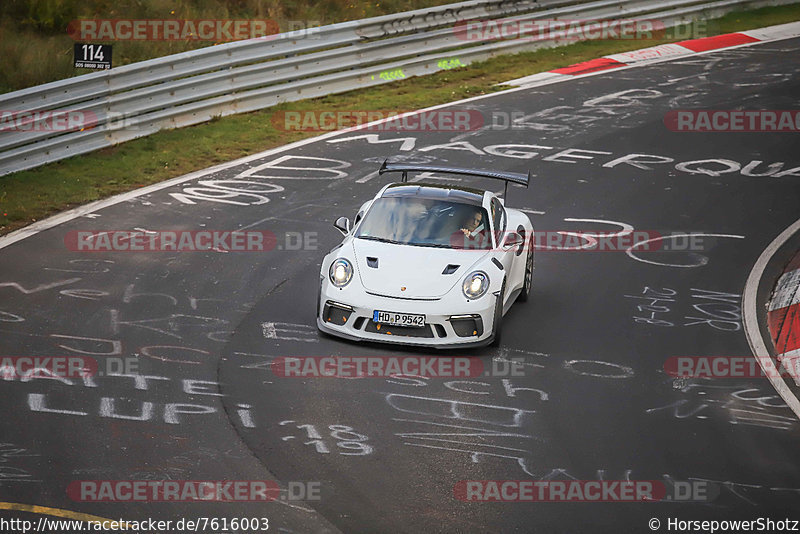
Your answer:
490,196 -> 513,272
491,196 -> 527,303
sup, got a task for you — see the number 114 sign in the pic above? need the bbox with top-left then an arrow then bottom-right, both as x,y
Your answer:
74,43 -> 112,69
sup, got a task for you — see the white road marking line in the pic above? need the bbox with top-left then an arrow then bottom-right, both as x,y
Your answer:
261,321 -> 319,342
742,216 -> 800,420
355,171 -> 379,183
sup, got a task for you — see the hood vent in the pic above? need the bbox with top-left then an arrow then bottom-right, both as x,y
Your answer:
366,257 -> 379,268
442,264 -> 460,275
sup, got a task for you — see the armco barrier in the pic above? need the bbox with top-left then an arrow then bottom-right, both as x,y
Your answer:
0,0 -> 796,176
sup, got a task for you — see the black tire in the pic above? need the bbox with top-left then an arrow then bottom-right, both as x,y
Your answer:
517,245 -> 534,302
490,279 -> 506,347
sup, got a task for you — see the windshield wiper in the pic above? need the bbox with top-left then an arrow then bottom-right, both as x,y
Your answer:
357,235 -> 404,245
410,242 -> 453,249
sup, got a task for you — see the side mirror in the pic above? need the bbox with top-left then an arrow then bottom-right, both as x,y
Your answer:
334,216 -> 351,236
502,232 -> 523,249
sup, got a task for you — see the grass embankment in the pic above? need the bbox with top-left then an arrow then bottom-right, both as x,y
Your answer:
1,3 -> 799,236
0,0 -> 456,93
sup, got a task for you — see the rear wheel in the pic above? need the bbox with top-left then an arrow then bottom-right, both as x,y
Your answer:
490,279 -> 506,347
517,245 -> 534,302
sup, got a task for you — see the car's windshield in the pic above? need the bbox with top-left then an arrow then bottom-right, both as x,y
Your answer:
355,197 -> 492,249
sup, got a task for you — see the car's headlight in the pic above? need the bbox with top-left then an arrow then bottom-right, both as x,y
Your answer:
329,258 -> 353,288
462,271 -> 489,299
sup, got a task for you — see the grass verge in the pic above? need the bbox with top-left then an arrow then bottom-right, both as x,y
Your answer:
0,0 -> 456,93
1,3 -> 799,236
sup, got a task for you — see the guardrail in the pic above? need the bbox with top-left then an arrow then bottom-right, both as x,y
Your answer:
0,0 -> 795,176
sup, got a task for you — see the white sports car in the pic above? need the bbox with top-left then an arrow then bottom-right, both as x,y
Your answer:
317,162 -> 534,348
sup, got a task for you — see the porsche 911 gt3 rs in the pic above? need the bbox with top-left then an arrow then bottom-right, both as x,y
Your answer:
317,161 -> 534,348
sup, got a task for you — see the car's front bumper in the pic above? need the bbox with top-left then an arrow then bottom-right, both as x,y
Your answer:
317,279 -> 498,349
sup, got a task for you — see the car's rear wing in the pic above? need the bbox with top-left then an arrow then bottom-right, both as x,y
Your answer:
378,160 -> 531,197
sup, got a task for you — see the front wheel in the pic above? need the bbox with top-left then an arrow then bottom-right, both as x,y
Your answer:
517,245 -> 534,302
489,279 -> 506,347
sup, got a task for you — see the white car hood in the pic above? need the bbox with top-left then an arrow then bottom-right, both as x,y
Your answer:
350,239 -> 489,299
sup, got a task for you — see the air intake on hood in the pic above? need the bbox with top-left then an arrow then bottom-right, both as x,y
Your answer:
442,264 -> 460,275
367,257 -> 379,268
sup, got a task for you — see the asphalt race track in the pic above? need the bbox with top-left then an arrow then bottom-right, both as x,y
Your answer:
1,36 -> 800,533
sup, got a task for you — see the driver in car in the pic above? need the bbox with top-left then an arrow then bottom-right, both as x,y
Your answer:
460,209 -> 483,237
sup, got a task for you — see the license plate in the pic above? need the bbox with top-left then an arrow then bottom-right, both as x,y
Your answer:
373,310 -> 425,328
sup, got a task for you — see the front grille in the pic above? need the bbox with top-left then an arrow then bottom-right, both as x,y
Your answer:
323,301 -> 353,326
364,320 -> 435,338
434,324 -> 447,338
449,315 -> 483,337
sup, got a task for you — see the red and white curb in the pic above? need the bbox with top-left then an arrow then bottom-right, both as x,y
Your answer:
768,252 -> 800,385
502,21 -> 800,86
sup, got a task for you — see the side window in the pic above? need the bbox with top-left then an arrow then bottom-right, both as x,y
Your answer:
490,197 -> 506,235
353,200 -> 373,230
